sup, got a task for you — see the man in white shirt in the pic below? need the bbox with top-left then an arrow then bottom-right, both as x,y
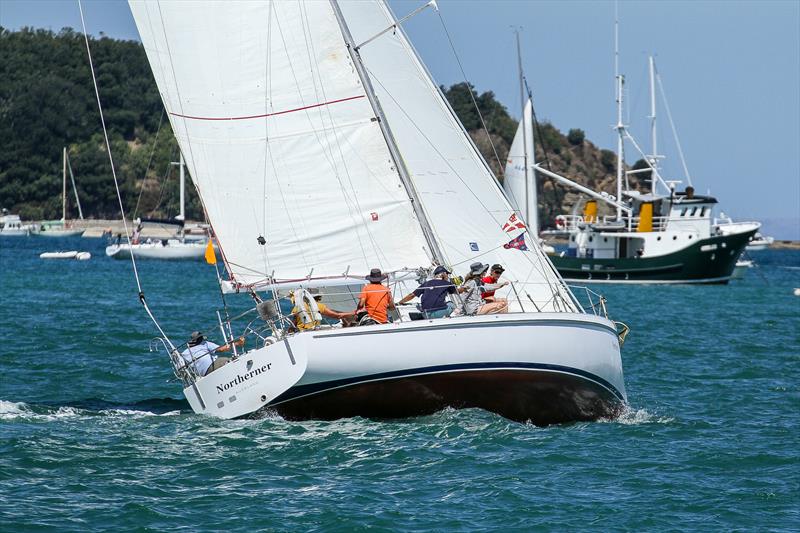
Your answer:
179,331 -> 241,377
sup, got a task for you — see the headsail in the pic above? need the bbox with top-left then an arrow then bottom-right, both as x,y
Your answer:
129,1 -> 431,287
339,1 -> 576,312
503,99 -> 538,233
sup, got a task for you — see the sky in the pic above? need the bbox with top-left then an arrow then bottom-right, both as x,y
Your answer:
2,0 -> 798,238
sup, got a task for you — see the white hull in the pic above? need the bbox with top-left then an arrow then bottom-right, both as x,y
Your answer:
185,313 -> 626,425
33,229 -> 85,238
0,229 -> 30,236
106,241 -> 206,260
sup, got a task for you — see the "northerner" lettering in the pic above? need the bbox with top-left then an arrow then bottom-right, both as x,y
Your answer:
216,364 -> 272,394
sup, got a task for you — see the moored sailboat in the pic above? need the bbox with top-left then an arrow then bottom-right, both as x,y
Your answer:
126,0 -> 627,425
33,147 -> 85,237
105,153 -> 207,260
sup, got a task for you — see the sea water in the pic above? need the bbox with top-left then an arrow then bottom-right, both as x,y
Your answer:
1,237 -> 797,531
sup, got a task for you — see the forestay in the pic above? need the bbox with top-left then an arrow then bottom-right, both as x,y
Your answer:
129,1 -> 431,288
339,0 -> 576,312
504,99 -> 538,232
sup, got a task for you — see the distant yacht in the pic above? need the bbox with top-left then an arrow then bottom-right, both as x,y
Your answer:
33,147 -> 85,238
0,210 -> 33,236
106,153 -> 207,261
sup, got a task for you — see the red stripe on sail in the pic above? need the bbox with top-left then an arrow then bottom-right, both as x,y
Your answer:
169,95 -> 366,121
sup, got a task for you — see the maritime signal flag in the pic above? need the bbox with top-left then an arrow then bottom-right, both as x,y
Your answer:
503,234 -> 528,251
205,240 -> 217,265
502,213 -> 526,233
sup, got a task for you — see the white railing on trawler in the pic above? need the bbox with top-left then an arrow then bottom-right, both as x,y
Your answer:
153,282 -> 616,389
556,214 -> 669,233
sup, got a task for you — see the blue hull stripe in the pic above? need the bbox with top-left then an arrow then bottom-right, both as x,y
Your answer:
272,361 -> 626,406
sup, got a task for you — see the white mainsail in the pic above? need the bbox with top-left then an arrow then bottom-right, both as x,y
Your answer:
339,1 -> 574,311
503,99 -> 537,233
129,1 -> 432,287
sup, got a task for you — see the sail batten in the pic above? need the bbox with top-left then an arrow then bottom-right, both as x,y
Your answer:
129,0 -> 432,286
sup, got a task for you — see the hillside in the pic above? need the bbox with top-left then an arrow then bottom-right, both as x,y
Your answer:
0,28 -> 637,228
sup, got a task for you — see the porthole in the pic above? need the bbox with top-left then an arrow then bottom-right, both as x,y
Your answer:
688,235 -> 692,239
657,236 -> 662,241
673,235 -> 677,240
589,237 -> 593,242
604,237 -> 608,242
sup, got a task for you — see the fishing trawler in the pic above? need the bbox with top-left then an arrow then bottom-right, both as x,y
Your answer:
124,0 -> 627,425
515,17 -> 758,284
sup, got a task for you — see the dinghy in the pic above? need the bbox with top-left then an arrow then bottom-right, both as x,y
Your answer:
124,0 -> 627,425
39,251 -> 91,260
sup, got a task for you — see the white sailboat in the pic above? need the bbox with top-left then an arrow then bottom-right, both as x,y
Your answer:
126,0 -> 627,424
105,153 -> 207,260
34,147 -> 85,237
503,31 -> 555,253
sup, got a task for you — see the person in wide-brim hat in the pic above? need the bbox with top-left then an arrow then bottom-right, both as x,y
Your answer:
468,262 -> 489,276
358,268 -> 394,324
365,268 -> 388,283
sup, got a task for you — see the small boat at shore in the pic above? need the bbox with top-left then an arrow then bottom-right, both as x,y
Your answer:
40,251 -> 91,260
33,147 -> 85,238
0,211 -> 34,236
106,154 -> 208,261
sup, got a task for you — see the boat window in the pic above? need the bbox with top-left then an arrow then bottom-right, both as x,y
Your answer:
570,235 -> 575,242
673,235 -> 678,240
688,235 -> 692,239
680,208 -> 687,216
604,237 -> 608,242
690,207 -> 698,216
657,236 -> 661,241
700,207 -> 707,217
588,236 -> 593,242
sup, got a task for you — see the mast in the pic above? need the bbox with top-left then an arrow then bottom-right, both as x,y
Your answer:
515,29 -> 530,229
62,146 -> 67,222
177,151 -> 185,222
648,55 -> 657,194
614,4 -> 624,219
329,0 -> 445,266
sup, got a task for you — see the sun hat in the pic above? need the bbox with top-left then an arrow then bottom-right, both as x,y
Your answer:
469,262 -> 489,275
189,331 -> 205,345
366,268 -> 387,283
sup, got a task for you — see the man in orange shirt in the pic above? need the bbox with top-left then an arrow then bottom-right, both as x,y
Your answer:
357,268 -> 395,324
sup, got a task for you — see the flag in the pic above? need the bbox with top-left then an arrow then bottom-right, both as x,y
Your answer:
204,240 -> 217,265
502,213 -> 526,233
503,234 -> 528,251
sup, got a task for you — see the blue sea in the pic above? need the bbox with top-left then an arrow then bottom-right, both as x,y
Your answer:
1,236 -> 798,531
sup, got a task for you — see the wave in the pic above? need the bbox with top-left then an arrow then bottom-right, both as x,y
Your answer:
602,406 -> 675,425
0,398 -> 188,421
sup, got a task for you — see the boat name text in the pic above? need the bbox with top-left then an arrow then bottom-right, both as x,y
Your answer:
216,364 -> 271,394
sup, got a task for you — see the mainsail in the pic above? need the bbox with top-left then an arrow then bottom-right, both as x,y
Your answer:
131,0 -> 576,312
130,1 -> 431,287
503,99 -> 537,233
339,1 -> 574,311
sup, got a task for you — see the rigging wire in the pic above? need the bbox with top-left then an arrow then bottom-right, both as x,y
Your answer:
132,108 -> 165,219
435,10 -> 504,175
78,0 -> 174,346
655,69 -> 693,186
